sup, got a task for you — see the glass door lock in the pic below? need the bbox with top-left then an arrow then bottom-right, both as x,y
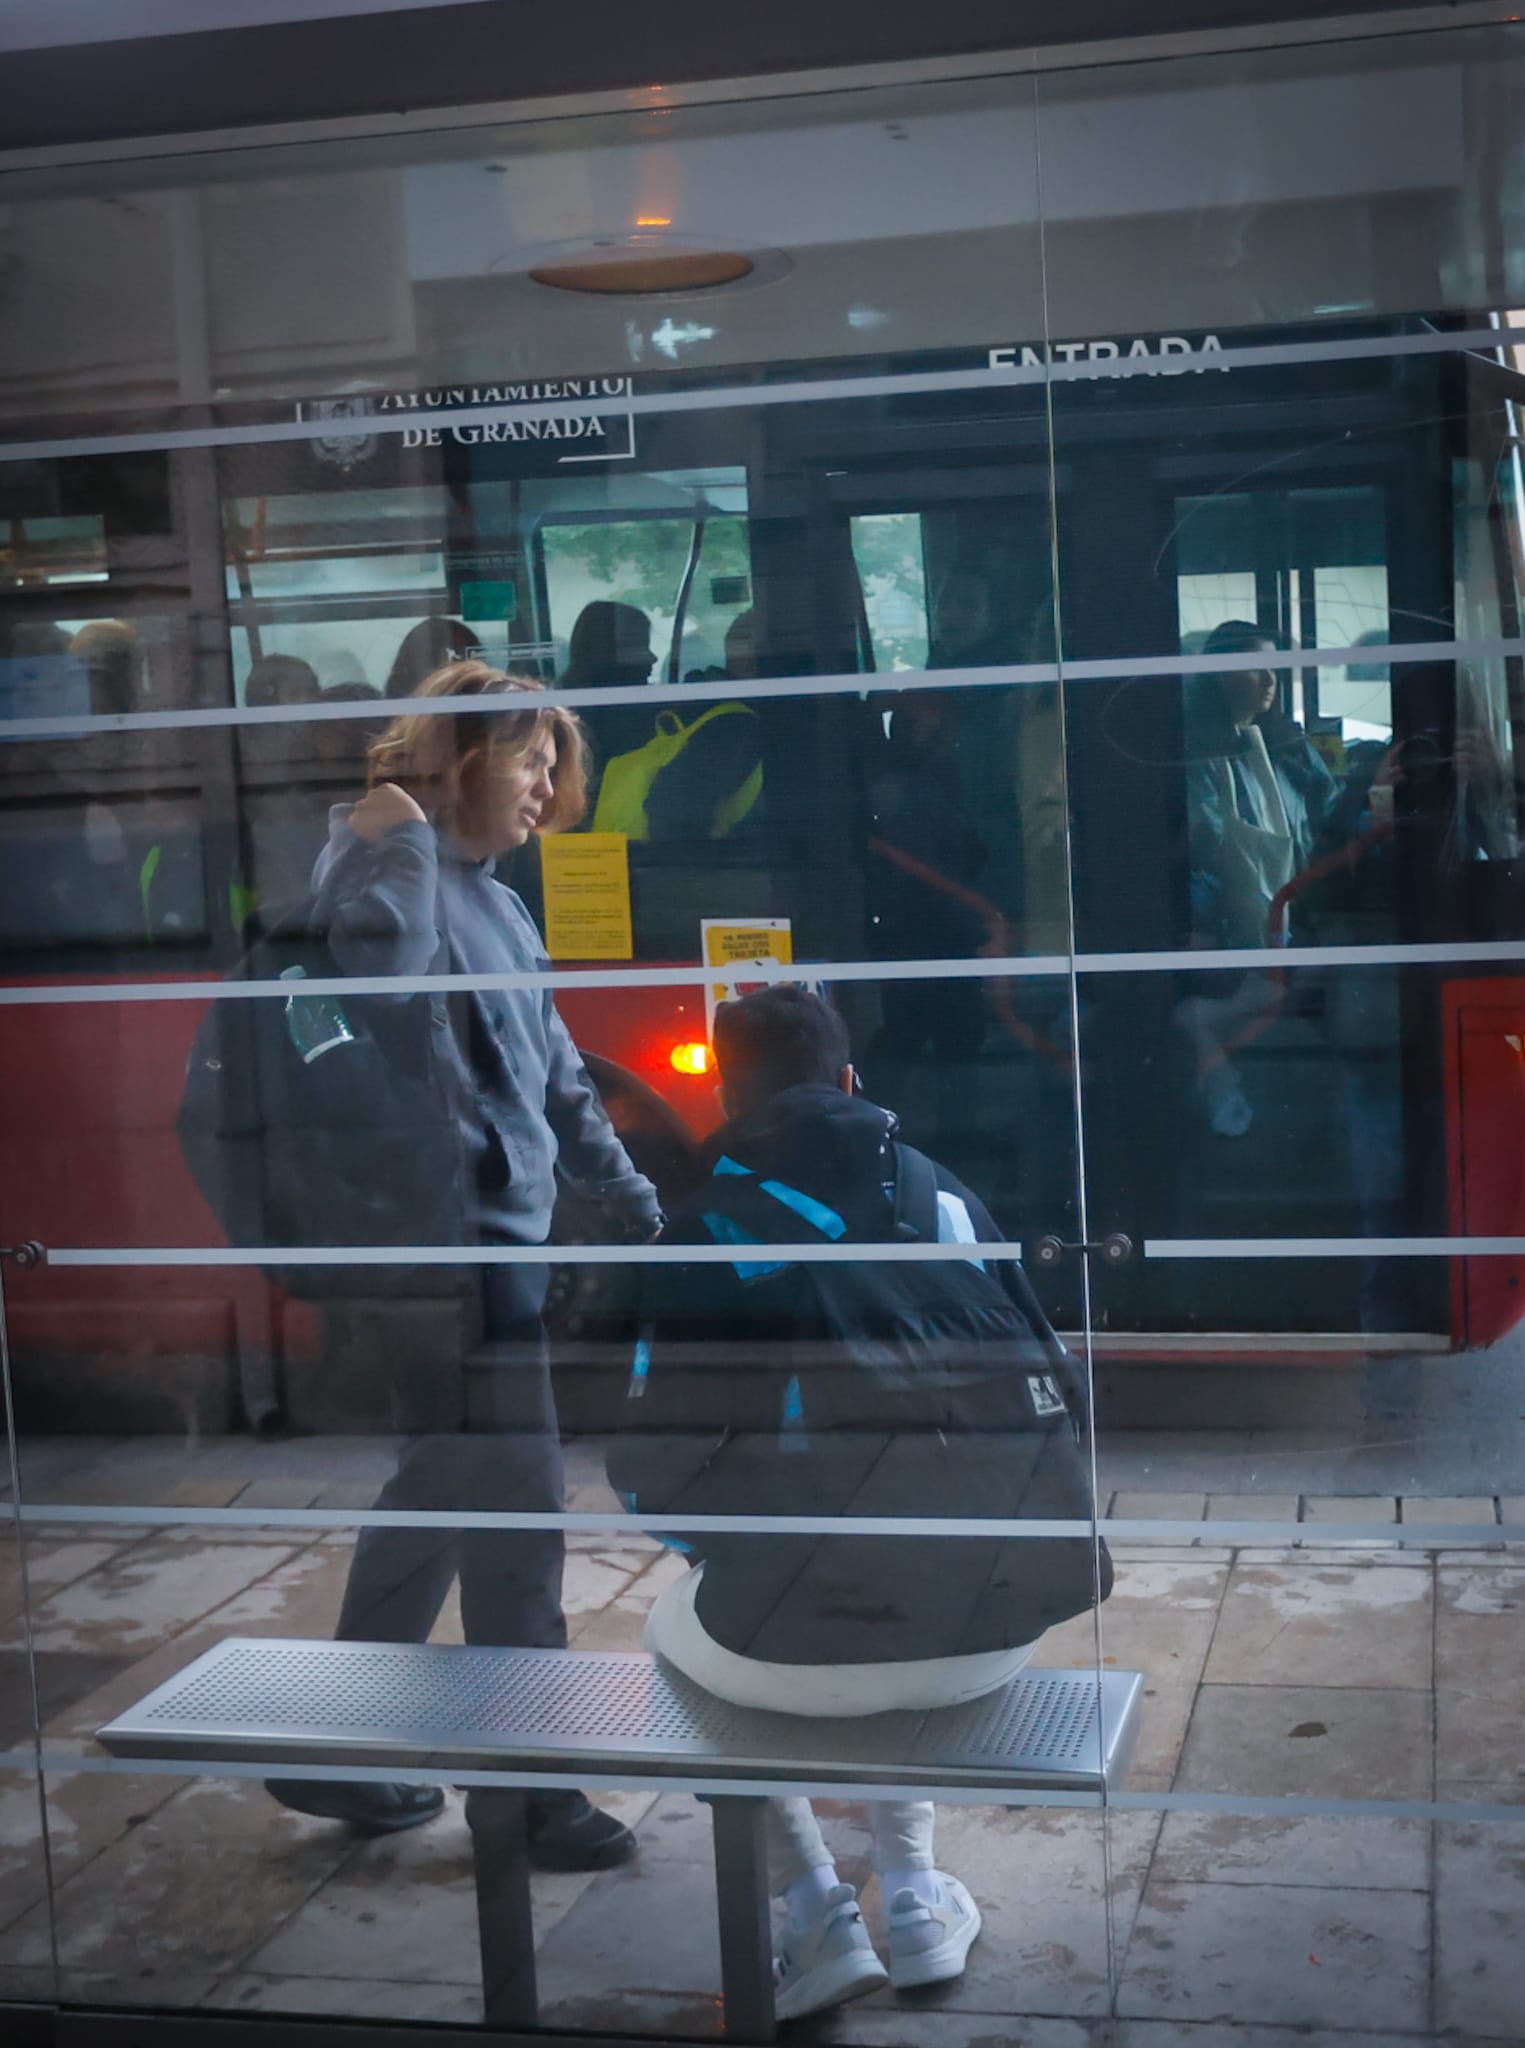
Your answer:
1031,1233 -> 1133,1269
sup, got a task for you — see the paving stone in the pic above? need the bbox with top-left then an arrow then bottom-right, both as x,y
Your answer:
567,1599 -> 652,1653
18,1538 -> 143,1594
1399,1495 -> 1497,1525
1149,1809 -> 1428,1892
840,2017 -> 1105,2046
534,1812 -> 723,2020
0,1766 -> 50,1937
1175,1685 -> 1433,1802
1237,1544 -> 1420,1564
2,1775 -> 358,1977
1037,1559 -> 1224,1791
312,1483 -> 383,1510
1434,1817 -> 1525,2039
0,1963 -> 58,2001
1307,1495 -> 1402,1521
40,1542 -> 353,1740
1,1535 -> 302,1659
1398,1496 -> 1500,1551
53,1967 -> 220,2008
852,1804 -> 1156,2020
1435,1778 -> 1524,1811
1106,1546 -> 1234,1566
1117,2026 -> 1454,2047
240,1799 -> 480,1986
1205,1496 -> 1301,1527
619,1549 -> 696,1608
1118,1878 -> 1428,2032
208,1975 -> 484,2023
1202,1557 -> 1433,1691
1299,1498 -> 1398,1547
233,1481 -> 328,1511
164,1479 -> 252,1509
561,1550 -> 645,1616
1110,1494 -> 1208,1523
1434,1565 -> 1525,1798
30,1766 -> 188,1914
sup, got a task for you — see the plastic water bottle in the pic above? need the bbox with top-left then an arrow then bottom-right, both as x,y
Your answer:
279,965 -> 356,1064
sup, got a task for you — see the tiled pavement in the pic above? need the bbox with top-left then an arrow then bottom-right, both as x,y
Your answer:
0,1436 -> 1522,2046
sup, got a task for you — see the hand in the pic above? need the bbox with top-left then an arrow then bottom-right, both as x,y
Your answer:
349,782 -> 427,843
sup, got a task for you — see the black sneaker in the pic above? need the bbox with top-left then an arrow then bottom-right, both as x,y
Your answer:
525,1789 -> 637,1870
266,1779 -> 445,1836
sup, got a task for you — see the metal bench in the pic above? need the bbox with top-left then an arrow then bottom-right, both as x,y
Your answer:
99,1638 -> 1142,2042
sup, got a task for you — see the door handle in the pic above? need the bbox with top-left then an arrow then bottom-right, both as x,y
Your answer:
0,1242 -> 47,1271
1032,1233 -> 1133,1269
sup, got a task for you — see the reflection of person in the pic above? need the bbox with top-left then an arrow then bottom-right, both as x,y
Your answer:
870,690 -> 990,1061
925,571 -> 1026,926
1177,621 -> 1336,1137
561,600 -> 658,767
1302,701 -> 1519,1345
238,655 -> 325,778
610,987 -> 1106,2021
629,608 -> 764,841
71,619 -> 141,716
266,661 -> 661,1864
245,654 -> 321,708
384,616 -> 477,700
928,571 -> 1007,671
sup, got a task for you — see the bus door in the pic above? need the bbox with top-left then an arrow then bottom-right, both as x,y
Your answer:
814,458 -> 1079,1262
1057,342 -> 1523,1361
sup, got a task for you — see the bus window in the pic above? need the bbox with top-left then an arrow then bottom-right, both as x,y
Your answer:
543,516 -> 695,676
1176,485 -> 1391,740
224,488 -> 449,699
850,512 -> 929,672
0,513 -> 109,591
672,516 -> 752,681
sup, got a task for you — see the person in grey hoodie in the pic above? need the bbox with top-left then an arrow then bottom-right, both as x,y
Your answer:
268,661 -> 661,1866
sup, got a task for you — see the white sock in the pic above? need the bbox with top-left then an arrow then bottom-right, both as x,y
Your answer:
882,1866 -> 941,1909
782,1862 -> 841,1932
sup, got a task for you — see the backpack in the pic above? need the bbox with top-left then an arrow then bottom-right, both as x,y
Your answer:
176,901 -> 469,1300
591,702 -> 762,840
609,1144 -> 1110,1656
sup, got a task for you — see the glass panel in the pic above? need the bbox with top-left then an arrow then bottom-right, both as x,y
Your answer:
1039,18 -> 1525,2042
0,54 -> 1106,2047
0,1389 -> 55,2007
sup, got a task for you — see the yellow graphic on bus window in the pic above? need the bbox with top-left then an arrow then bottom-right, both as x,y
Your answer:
702,918 -> 793,1038
541,833 -> 633,960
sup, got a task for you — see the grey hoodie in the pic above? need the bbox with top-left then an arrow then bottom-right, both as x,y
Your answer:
312,807 -> 660,1247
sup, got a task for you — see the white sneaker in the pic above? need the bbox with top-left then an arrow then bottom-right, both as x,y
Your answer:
773,1883 -> 888,2022
886,1874 -> 982,1989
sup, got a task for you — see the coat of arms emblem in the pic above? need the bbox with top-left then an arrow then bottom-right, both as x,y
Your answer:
302,393 -> 378,471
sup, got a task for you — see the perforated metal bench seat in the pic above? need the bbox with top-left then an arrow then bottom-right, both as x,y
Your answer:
99,1639 -> 1142,2041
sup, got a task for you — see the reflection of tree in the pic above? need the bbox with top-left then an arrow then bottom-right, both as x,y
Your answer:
852,513 -> 928,672
547,517 -> 750,625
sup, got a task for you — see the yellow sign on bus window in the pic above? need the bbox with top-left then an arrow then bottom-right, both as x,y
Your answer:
541,833 -> 633,960
701,917 -> 794,1038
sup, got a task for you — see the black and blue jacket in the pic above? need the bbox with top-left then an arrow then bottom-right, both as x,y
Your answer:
607,1084 -> 1109,1666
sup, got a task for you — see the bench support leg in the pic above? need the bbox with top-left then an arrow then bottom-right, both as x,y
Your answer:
709,1795 -> 776,2043
465,1788 -> 538,2030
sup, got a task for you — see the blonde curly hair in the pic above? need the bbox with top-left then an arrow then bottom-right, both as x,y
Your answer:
366,660 -> 589,835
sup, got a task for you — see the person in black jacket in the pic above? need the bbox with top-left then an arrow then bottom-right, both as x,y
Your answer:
608,986 -> 1107,2021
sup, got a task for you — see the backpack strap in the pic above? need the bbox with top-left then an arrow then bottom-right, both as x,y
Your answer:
890,1142 -> 942,1244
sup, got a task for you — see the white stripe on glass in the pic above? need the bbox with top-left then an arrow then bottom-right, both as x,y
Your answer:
0,322 -> 1511,469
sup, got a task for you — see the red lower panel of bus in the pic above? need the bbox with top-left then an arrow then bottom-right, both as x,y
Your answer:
8,973 -> 1518,1367
1445,979 -> 1525,1348
0,974 -> 715,1366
